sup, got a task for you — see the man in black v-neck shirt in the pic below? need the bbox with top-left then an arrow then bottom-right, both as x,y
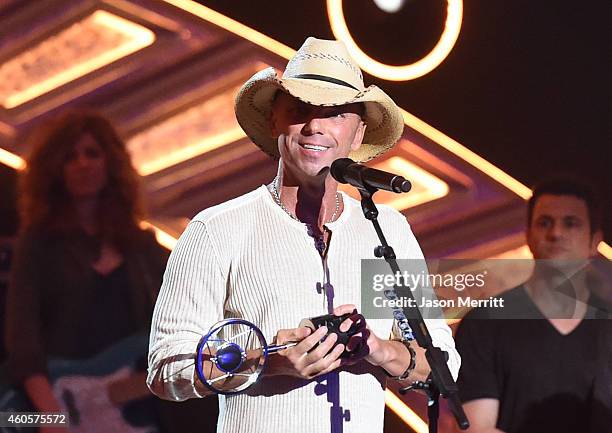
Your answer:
455,179 -> 611,433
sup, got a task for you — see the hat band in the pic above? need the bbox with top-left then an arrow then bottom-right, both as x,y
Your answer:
290,73 -> 360,91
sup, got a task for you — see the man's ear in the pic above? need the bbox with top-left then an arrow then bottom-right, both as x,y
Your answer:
350,120 -> 366,152
590,230 -> 603,256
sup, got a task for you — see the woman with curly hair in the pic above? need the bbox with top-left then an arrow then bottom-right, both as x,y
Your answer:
5,110 -> 169,432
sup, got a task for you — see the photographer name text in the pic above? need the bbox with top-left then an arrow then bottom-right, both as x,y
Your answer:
372,296 -> 504,309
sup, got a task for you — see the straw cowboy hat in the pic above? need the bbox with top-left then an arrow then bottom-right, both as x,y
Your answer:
234,37 -> 404,162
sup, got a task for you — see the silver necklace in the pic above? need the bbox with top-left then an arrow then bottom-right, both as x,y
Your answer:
270,177 -> 340,224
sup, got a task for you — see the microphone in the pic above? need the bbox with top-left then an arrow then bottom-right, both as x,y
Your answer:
330,158 -> 412,193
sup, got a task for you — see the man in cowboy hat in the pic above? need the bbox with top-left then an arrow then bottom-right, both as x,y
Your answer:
148,37 -> 459,433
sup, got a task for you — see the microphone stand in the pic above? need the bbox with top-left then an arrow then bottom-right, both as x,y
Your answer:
356,185 -> 469,432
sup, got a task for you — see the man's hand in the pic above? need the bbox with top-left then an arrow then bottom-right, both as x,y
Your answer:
267,326 -> 345,379
333,304 -> 386,366
334,304 -> 431,381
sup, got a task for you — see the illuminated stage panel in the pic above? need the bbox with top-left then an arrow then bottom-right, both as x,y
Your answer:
127,59 -> 271,175
0,10 -> 155,109
127,84 -> 247,176
339,155 -> 449,210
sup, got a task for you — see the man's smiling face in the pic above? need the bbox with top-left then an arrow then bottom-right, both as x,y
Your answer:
271,91 -> 366,182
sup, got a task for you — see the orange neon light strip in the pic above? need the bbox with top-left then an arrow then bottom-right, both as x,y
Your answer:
598,242 -> 612,259
0,147 -> 26,170
139,221 -> 178,250
400,109 -> 533,199
384,389 -> 428,433
162,0 -> 294,59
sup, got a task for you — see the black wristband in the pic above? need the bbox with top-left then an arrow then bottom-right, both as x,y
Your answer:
387,339 -> 416,381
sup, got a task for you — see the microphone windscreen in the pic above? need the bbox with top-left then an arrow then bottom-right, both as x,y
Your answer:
330,158 -> 355,184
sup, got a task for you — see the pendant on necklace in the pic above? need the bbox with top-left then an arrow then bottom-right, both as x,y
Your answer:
307,224 -> 326,254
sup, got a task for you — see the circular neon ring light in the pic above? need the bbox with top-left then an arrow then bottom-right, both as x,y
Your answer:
327,0 -> 463,81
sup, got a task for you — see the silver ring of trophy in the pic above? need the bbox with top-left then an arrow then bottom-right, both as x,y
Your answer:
196,312 -> 369,394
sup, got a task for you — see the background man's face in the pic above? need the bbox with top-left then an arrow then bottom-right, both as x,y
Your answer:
527,194 -> 599,261
271,92 -> 365,181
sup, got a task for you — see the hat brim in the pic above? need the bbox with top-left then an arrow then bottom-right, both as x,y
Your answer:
234,67 -> 404,162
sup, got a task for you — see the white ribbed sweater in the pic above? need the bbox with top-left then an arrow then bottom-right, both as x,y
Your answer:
147,185 -> 459,433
